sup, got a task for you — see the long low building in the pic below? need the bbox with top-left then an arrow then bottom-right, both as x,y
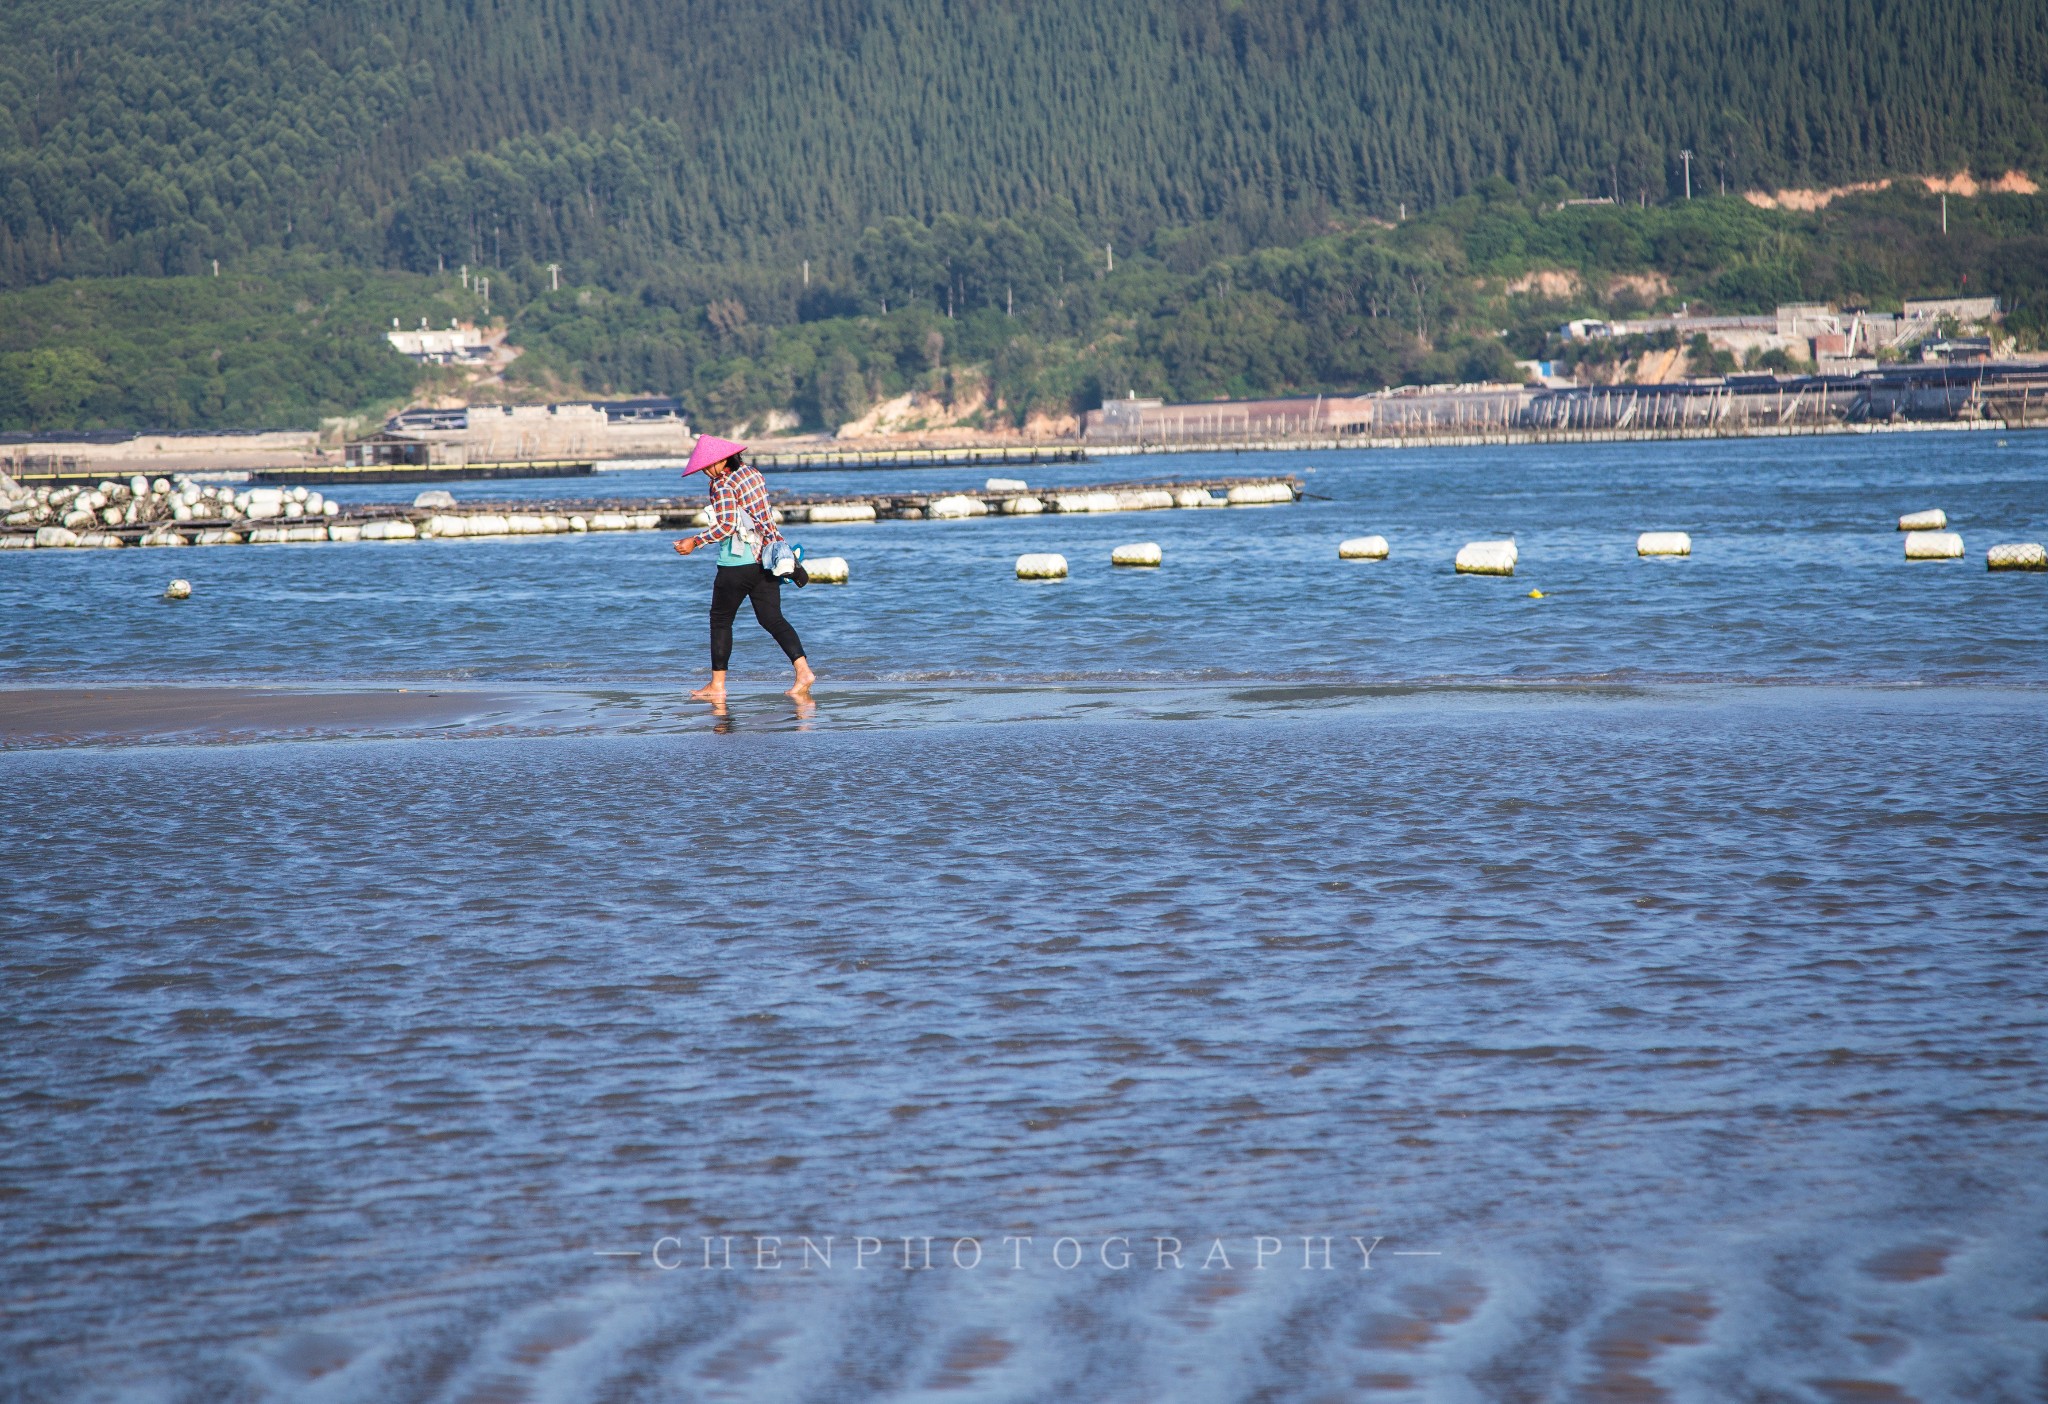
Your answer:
1085,388 -> 1531,441
2,399 -> 698,484
347,401 -> 695,470
1084,362 -> 2048,442
0,428 -> 330,482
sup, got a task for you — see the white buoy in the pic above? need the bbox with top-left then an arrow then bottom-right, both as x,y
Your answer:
1017,552 -> 1069,579
1114,489 -> 1176,511
360,520 -> 418,541
1903,530 -> 1963,560
986,477 -> 1028,491
1636,531 -> 1692,556
1052,491 -> 1121,514
1002,495 -> 1045,514
193,529 -> 242,545
139,529 -> 188,547
129,474 -> 148,496
164,578 -> 191,599
423,514 -> 467,537
1455,540 -> 1518,575
805,555 -> 850,583
928,494 -> 989,519
1227,482 -> 1295,505
1338,536 -> 1389,560
286,525 -> 327,542
35,526 -> 79,547
75,531 -> 125,548
1985,542 -> 2046,571
0,535 -> 34,549
568,515 -> 588,532
414,489 -> 457,508
152,478 -> 171,495
1898,509 -> 1946,531
806,503 -> 878,524
328,524 -> 362,543
1111,541 -> 1162,566
1175,488 -> 1226,508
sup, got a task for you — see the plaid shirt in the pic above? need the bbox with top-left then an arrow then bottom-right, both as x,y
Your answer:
692,464 -> 783,559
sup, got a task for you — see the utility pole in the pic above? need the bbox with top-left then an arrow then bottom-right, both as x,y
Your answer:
1680,149 -> 1693,200
546,263 -> 560,292
461,264 -> 469,290
1106,243 -> 1113,273
211,259 -> 219,276
1941,193 -> 1948,234
481,277 -> 490,318
803,259 -> 810,287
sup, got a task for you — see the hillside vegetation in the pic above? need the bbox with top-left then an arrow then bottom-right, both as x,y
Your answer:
5,0 -> 2045,288
3,0 -> 2046,429
9,185 -> 2046,432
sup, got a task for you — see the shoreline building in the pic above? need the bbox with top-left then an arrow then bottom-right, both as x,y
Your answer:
1561,297 -> 2004,372
343,398 -> 694,470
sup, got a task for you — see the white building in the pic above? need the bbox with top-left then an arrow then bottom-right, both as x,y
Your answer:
386,320 -> 494,365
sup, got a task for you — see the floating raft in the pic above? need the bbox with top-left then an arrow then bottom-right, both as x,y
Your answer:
750,445 -> 1085,472
0,476 -> 1301,549
253,459 -> 596,487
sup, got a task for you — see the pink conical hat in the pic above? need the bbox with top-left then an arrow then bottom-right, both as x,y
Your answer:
683,434 -> 749,476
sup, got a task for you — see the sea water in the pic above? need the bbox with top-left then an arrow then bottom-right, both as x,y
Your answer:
2,435 -> 2045,1401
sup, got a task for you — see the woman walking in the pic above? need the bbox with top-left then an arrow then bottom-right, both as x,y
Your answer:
672,435 -> 816,700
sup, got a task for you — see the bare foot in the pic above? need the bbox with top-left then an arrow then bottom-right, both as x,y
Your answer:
786,658 -> 816,698
690,682 -> 726,702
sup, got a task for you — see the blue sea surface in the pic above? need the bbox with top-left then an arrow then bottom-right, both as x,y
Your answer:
2,435 -> 2045,1402
3,434 -> 2044,688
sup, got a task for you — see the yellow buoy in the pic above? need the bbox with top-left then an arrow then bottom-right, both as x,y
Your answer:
1527,589 -> 1544,598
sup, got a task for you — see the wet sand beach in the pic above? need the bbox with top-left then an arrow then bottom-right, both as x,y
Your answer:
3,437 -> 2044,1401
0,685 -> 539,747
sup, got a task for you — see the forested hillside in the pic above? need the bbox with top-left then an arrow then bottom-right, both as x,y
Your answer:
5,0 -> 2046,289
4,0 -> 2047,431
10,184 -> 2046,432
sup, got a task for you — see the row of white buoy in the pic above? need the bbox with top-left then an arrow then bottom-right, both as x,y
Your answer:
1014,542 -> 1167,577
922,483 -> 1288,521
7,509 -> 677,548
2,473 -> 1305,549
0,476 -> 335,536
1895,508 -> 2046,569
1900,507 -> 1962,561
1320,512 -> 2044,575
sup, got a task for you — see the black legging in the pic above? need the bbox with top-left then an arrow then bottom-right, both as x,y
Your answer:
709,562 -> 805,671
